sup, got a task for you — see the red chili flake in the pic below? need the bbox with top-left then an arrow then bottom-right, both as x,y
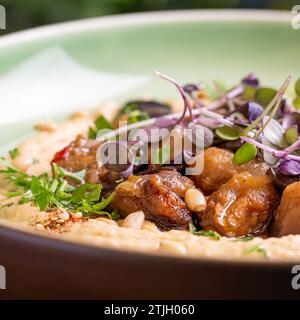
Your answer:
51,146 -> 70,163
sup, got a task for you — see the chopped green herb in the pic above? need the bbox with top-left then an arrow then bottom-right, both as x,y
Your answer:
127,110 -> 149,124
88,127 -> 97,139
6,191 -> 23,197
71,184 -> 102,204
95,115 -> 113,131
93,192 -> 115,212
188,221 -> 197,234
0,163 -> 117,220
295,78 -> 300,97
88,115 -> 113,139
57,166 -> 86,184
110,210 -> 120,220
188,221 -> 220,240
194,230 -> 221,240
9,148 -> 19,159
233,235 -> 254,242
233,142 -> 257,165
243,244 -> 268,258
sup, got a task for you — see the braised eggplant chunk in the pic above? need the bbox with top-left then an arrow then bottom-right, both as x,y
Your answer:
200,172 -> 279,237
152,170 -> 195,197
112,176 -> 142,217
271,181 -> 300,237
113,170 -> 194,230
138,172 -> 193,230
192,147 -> 237,195
52,135 -> 118,186
192,147 -> 269,195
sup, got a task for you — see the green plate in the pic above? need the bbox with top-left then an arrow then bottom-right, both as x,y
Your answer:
0,10 -> 299,154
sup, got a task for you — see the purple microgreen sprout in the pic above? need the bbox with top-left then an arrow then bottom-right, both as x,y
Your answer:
183,83 -> 203,95
279,160 -> 300,176
154,71 -> 194,123
227,101 -> 263,123
247,102 -> 264,122
241,73 -> 259,87
96,72 -> 237,143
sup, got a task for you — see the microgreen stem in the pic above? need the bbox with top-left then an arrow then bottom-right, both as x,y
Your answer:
241,136 -> 300,162
241,75 -> 291,137
206,85 -> 244,110
97,72 -> 236,142
154,71 -> 193,122
284,139 -> 300,154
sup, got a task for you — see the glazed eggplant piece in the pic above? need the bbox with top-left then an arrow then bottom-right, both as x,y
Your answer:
192,147 -> 269,195
267,167 -> 300,191
200,172 -> 279,237
271,181 -> 300,236
192,147 -> 236,195
52,135 -> 115,186
137,172 -> 193,230
112,176 -> 142,217
113,170 -> 194,230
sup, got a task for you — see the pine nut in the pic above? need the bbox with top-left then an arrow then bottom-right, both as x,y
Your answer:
35,223 -> 45,231
72,212 -> 83,219
185,188 -> 206,212
122,211 -> 145,230
58,211 -> 70,221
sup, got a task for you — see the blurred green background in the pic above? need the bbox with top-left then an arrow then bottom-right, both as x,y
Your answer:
1,0 -> 298,33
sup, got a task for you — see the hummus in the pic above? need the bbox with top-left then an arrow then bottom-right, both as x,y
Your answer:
0,112 -> 300,262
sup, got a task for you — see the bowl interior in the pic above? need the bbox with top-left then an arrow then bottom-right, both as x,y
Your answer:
0,14 -> 297,149
0,11 -> 299,153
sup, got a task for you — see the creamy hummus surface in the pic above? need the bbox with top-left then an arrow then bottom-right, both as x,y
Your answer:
1,109 -> 300,262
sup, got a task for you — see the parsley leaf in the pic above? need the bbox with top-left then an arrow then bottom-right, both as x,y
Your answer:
71,184 -> 102,204
30,176 -> 53,211
9,148 -> 20,159
88,115 -> 113,139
